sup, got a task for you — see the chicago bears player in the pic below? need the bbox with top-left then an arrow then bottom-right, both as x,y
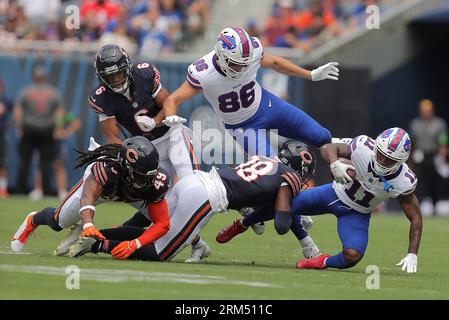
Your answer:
89,44 -> 197,184
163,27 -> 338,157
11,136 -> 171,260
226,128 -> 423,273
68,141 -> 320,262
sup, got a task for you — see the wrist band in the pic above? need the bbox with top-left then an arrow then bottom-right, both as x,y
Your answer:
79,205 -> 96,214
83,222 -> 94,230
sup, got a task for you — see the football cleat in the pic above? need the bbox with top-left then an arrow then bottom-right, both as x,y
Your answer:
239,207 -> 265,235
185,239 -> 211,263
11,212 -> 38,253
296,254 -> 331,270
68,237 -> 96,258
216,219 -> 248,244
53,224 -> 83,256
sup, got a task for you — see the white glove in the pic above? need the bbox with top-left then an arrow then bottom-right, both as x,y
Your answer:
162,115 -> 187,127
136,115 -> 156,132
330,160 -> 355,184
311,62 -> 339,81
88,137 -> 101,151
396,253 -> 417,273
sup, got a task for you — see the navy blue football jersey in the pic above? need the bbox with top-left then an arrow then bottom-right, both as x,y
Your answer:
90,161 -> 169,204
88,63 -> 169,140
218,156 -> 303,210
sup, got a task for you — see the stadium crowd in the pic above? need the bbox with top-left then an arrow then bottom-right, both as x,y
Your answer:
0,0 -> 210,57
250,0 -> 404,52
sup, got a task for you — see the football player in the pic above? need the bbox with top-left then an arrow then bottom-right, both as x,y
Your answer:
220,128 -> 423,273
11,136 -> 171,260
68,141 -> 321,262
163,27 -> 338,156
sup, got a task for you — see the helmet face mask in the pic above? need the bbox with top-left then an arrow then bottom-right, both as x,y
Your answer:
215,27 -> 255,80
95,44 -> 133,94
128,166 -> 158,190
372,128 -> 411,176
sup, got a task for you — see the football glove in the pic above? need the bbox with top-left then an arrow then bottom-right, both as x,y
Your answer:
136,115 -> 156,132
162,115 -> 187,127
396,253 -> 417,273
111,239 -> 141,260
311,62 -> 339,81
330,160 -> 355,184
80,223 -> 105,241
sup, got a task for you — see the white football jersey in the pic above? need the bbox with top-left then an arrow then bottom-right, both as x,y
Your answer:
186,37 -> 264,125
333,135 -> 418,214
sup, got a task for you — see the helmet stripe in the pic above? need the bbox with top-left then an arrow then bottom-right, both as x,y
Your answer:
388,128 -> 406,152
233,28 -> 250,58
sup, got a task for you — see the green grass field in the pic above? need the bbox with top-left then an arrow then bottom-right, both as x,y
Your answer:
1,196 -> 448,299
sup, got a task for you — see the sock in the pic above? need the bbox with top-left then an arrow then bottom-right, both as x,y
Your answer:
299,235 -> 314,248
99,226 -> 146,241
325,252 -> 348,269
241,207 -> 275,227
290,215 -> 308,241
32,207 -> 62,231
191,235 -> 200,246
121,211 -> 152,228
0,177 -> 7,189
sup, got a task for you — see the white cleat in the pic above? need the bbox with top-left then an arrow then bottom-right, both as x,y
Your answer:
239,207 -> 265,235
11,212 -> 38,253
68,237 -> 96,258
185,239 -> 211,263
53,224 -> 83,256
300,215 -> 314,231
302,241 -> 321,259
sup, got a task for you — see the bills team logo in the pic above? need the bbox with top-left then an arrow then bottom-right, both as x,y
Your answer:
219,33 -> 237,50
403,139 -> 411,152
381,129 -> 393,139
126,148 -> 138,163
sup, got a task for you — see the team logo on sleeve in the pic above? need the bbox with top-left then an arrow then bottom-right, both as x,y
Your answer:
126,148 -> 138,163
219,34 -> 237,50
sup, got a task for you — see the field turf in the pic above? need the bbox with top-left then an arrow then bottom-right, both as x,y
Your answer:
1,196 -> 448,299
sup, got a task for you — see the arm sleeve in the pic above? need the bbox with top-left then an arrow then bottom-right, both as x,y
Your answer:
280,171 -> 302,196
186,64 -> 203,90
151,65 -> 162,98
136,199 -> 170,246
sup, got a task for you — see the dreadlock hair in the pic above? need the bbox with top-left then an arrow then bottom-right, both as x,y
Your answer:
74,144 -> 123,169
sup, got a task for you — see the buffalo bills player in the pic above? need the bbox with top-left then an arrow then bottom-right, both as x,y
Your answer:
68,141 -> 320,262
11,136 -> 171,260
162,27 -> 338,156
219,128 -> 423,273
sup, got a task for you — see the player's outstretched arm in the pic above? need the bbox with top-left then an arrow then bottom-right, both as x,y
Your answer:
111,199 -> 170,260
163,81 -> 202,119
396,192 -> 423,273
100,117 -> 123,144
79,174 -> 105,241
261,52 -> 339,81
273,186 -> 293,235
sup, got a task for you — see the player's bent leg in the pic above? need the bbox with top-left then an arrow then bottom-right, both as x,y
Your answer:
168,125 -> 199,178
264,90 -> 332,148
121,211 -> 152,228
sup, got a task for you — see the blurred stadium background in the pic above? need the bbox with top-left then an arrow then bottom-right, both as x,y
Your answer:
1,0 -> 448,216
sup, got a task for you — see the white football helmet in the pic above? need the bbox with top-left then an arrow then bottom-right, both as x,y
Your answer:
214,27 -> 255,80
372,127 -> 411,176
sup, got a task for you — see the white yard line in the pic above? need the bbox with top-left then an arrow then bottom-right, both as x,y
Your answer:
0,264 -> 282,288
